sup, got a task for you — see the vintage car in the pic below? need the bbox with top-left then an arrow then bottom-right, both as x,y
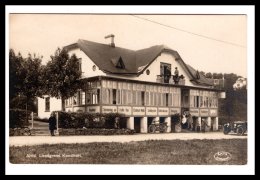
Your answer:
223,121 -> 247,135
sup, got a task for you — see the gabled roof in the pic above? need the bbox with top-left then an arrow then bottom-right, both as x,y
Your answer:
64,39 -> 213,86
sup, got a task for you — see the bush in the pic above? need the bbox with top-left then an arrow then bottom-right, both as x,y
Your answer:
59,128 -> 135,136
56,111 -> 125,129
9,109 -> 30,128
103,113 -> 124,129
171,113 -> 181,124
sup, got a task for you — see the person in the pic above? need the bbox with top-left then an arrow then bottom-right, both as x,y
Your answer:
114,117 -> 120,129
181,112 -> 188,129
48,112 -> 57,136
152,118 -> 160,126
187,113 -> 193,130
173,67 -> 179,84
174,67 -> 179,77
164,66 -> 171,83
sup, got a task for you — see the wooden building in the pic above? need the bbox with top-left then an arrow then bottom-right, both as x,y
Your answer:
38,37 -> 225,133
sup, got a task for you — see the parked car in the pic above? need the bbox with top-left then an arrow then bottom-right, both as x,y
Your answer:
223,121 -> 247,135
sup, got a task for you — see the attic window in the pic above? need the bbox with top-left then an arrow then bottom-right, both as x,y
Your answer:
111,56 -> 125,69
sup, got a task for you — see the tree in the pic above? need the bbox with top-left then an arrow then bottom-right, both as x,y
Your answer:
217,73 -> 223,79
199,71 -> 205,76
212,73 -> 218,79
42,48 -> 82,110
9,49 -> 25,100
21,53 -> 43,118
9,49 -> 43,120
205,72 -> 212,79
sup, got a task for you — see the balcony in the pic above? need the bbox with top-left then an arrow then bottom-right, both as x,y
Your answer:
156,75 -> 185,85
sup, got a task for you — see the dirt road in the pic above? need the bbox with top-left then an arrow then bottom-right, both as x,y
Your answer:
9,132 -> 247,146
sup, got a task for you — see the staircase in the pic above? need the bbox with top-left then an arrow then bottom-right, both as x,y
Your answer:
29,120 -> 50,136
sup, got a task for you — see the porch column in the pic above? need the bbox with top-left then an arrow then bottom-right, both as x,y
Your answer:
140,117 -> 148,133
127,117 -> 134,130
206,117 -> 211,132
164,117 -> 171,133
215,117 -> 219,131
197,117 -> 202,132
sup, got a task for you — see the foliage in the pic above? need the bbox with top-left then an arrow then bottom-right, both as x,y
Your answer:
205,72 -> 213,79
9,95 -> 37,112
9,109 -> 30,128
42,48 -> 82,110
59,128 -> 135,136
171,113 -> 181,124
56,111 -> 125,129
9,49 -> 24,100
217,73 -> 247,124
9,49 -> 43,113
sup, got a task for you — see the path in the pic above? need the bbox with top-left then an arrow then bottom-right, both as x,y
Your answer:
9,132 -> 247,146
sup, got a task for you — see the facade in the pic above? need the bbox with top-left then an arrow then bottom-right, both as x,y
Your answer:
38,95 -> 62,119
38,38 -> 225,132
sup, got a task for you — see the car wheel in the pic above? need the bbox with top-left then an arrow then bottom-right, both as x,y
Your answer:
223,129 -> 229,135
236,127 -> 243,136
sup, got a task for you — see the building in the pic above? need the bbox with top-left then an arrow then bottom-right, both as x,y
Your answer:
38,36 -> 225,132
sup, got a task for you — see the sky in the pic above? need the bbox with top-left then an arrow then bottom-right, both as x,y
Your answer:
9,14 -> 247,77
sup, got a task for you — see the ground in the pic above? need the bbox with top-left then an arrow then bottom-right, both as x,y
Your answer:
9,132 -> 247,146
9,132 -> 247,165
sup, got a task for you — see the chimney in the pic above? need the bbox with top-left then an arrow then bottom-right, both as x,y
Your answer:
105,34 -> 115,47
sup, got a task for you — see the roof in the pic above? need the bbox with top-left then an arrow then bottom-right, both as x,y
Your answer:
64,39 -> 213,86
185,64 -> 214,86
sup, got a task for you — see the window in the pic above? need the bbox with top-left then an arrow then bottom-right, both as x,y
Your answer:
86,93 -> 91,104
81,91 -> 85,105
112,89 -> 117,104
116,89 -> 121,105
92,89 -> 100,104
166,93 -> 169,106
92,65 -> 96,71
141,91 -> 145,106
73,94 -> 77,105
145,92 -> 150,105
160,62 -> 172,83
45,97 -> 50,112
116,57 -> 125,69
78,58 -> 82,74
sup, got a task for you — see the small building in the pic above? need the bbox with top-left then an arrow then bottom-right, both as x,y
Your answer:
37,95 -> 61,119
38,36 -> 225,132
233,77 -> 247,90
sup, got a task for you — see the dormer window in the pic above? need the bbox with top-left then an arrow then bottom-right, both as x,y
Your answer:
111,56 -> 125,69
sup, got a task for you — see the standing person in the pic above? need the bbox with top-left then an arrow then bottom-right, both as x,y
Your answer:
187,113 -> 193,131
49,112 -> 57,136
165,66 -> 171,83
114,117 -> 120,129
174,67 -> 179,84
174,67 -> 179,77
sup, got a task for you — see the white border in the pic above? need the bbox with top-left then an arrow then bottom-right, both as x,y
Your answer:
6,5 -> 255,175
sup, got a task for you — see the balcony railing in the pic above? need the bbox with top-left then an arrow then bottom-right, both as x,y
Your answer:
156,75 -> 185,85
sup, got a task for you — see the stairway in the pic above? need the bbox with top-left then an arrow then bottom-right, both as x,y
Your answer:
29,120 -> 50,136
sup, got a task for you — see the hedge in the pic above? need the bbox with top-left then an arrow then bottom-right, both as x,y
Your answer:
9,109 -> 30,128
58,128 -> 135,136
54,111 -> 126,129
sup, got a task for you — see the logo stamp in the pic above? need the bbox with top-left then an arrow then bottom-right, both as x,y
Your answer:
214,151 -> 232,162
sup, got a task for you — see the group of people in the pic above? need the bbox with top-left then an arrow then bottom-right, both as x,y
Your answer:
164,67 -> 184,84
181,111 -> 193,130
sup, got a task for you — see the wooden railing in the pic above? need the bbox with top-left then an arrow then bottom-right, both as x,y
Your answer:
156,75 -> 185,85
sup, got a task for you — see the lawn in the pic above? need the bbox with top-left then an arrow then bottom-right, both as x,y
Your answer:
10,139 -> 247,164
